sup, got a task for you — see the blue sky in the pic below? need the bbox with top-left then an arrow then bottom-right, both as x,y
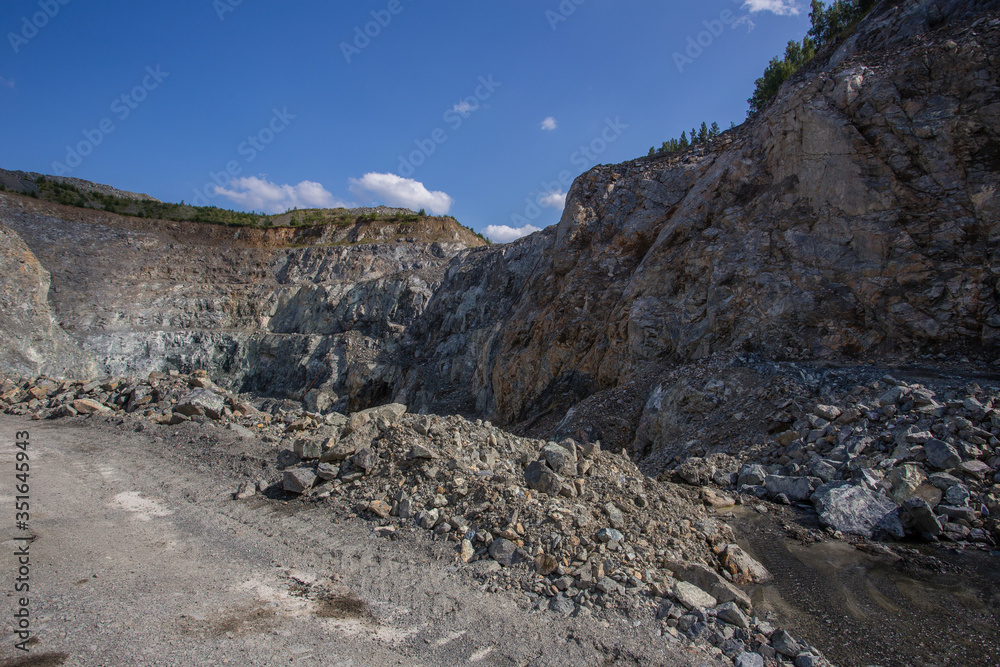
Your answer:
1,0 -> 810,241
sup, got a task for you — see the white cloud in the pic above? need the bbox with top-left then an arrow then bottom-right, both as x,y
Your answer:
0,76 -> 14,89
483,224 -> 541,244
213,176 -> 345,214
742,0 -> 800,15
539,191 -> 567,210
451,100 -> 477,114
541,116 -> 558,131
349,172 -> 454,215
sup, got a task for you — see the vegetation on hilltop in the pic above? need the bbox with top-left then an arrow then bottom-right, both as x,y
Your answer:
645,1 -> 880,159
748,0 -> 879,114
11,176 -> 489,243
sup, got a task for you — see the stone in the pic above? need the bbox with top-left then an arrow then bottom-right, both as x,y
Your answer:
676,458 -> 715,485
72,398 -> 110,415
944,484 -> 971,507
293,438 -> 323,460
720,544 -> 772,584
352,447 -> 378,473
459,539 -> 475,562
227,422 -> 256,439
924,439 -> 962,470
488,538 -> 519,566
771,630 -> 802,658
814,405 -> 842,421
777,430 -> 799,447
734,653 -> 764,667
672,581 -> 717,611
794,655 -> 823,667
715,601 -> 749,629
534,553 -> 558,576
542,442 -> 577,477
764,475 -> 813,502
367,500 -> 391,518
320,437 -> 360,462
738,464 -> 767,487
175,389 -> 225,420
702,487 -> 736,508
666,562 -> 752,613
596,528 -> 624,543
408,444 -> 437,460
316,462 -> 340,481
603,502 -> 625,529
524,461 -> 563,496
234,481 -> 256,499
283,469 -> 316,494
548,595 -> 575,616
888,464 -> 927,503
596,577 -> 625,596
959,460 -> 991,479
812,483 -> 901,539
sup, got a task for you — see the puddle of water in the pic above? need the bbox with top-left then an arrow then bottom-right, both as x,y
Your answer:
729,510 -> 1000,667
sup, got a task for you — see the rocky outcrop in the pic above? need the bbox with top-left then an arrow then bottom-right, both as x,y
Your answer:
0,223 -> 94,379
1,1 -> 997,443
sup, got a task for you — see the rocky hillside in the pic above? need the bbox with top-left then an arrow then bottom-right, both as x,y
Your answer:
1,0 -> 998,448
0,193 -> 486,413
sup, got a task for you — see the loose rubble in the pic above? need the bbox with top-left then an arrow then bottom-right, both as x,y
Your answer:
661,372 -> 1000,551
2,370 -> 839,666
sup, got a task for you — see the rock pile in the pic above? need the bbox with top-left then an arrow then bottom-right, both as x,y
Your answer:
669,375 -> 1000,549
1,370 -> 834,666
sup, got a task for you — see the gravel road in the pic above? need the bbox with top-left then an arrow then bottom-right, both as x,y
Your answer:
0,415 -> 724,667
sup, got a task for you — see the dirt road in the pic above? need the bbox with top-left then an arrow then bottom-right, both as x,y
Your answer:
0,415 -> 723,667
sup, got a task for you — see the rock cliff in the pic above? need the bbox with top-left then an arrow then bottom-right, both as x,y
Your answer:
1,0 -> 997,455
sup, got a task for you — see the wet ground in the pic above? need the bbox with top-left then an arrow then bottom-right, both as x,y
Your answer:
726,505 -> 1000,667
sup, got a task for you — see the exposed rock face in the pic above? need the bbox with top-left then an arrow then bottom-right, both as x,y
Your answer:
0,195 -> 484,411
1,1 -> 997,440
0,222 -> 94,379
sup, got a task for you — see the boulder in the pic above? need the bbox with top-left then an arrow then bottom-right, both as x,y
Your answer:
175,389 -> 225,420
542,442 -> 577,477
812,483 -> 902,539
888,464 -> 927,503
676,457 -> 715,485
672,581 -> 717,611
720,545 -> 772,584
901,498 -> 943,537
738,464 -> 767,487
72,398 -> 110,415
488,538 -> 520,566
283,468 -> 317,494
924,439 -> 961,470
666,561 -> 752,613
764,475 -> 814,502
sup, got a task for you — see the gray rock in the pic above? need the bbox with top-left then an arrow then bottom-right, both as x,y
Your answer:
293,438 -> 322,460
666,562 -> 753,613
924,438 -> 962,470
810,459 -> 841,483
488,538 -> 519,566
676,457 -> 715,485
548,595 -> 575,616
282,468 -> 316,494
764,475 -> 813,502
176,389 -> 225,419
524,460 -> 563,495
734,653 -> 764,667
316,462 -> 340,481
672,581 -> 717,610
771,629 -> 802,657
596,528 -> 624,543
812,483 -> 901,538
944,483 -> 970,507
603,502 -> 625,530
715,601 -> 749,629
738,464 -> 767,487
542,442 -> 577,477
794,655 -> 823,667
